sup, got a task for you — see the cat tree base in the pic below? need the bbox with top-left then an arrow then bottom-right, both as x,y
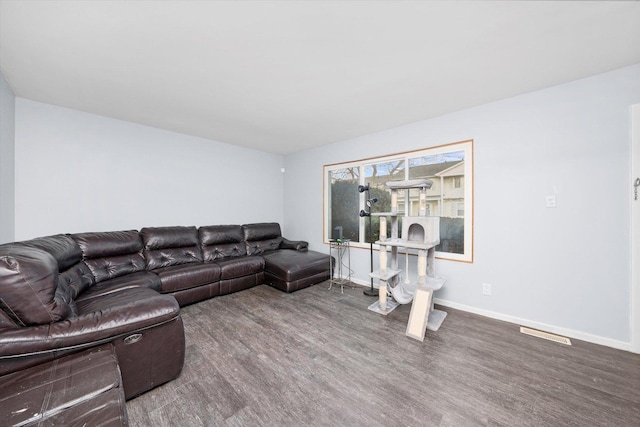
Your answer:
367,299 -> 400,315
426,309 -> 448,332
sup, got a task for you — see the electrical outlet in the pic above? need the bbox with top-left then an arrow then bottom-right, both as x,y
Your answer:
482,283 -> 492,296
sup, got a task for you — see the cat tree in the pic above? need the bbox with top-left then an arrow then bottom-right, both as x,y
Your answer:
368,179 -> 447,341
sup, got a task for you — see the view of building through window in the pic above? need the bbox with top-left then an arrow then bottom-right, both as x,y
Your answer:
324,140 -> 473,262
407,150 -> 465,254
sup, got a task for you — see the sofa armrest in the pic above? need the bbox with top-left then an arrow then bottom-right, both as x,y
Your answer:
0,288 -> 179,359
280,238 -> 308,252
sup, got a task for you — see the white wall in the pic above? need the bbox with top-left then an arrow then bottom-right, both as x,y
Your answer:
10,64 -> 640,348
15,99 -> 284,239
0,71 -> 15,244
284,64 -> 640,348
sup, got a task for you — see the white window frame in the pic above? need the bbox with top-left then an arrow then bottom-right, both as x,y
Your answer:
323,139 -> 474,263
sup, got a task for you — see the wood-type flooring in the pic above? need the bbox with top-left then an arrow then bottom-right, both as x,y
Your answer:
126,283 -> 640,426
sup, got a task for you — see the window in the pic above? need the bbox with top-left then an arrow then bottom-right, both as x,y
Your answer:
454,176 -> 463,188
323,140 -> 473,262
327,167 -> 360,242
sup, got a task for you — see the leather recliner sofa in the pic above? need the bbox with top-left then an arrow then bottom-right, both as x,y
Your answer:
0,222 -> 331,426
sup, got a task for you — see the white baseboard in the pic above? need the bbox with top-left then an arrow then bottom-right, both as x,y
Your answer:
433,298 -> 631,352
350,277 -> 372,288
346,280 -> 631,352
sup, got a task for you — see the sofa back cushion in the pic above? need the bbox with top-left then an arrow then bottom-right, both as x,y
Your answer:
23,234 -> 93,299
199,225 -> 247,261
140,226 -> 202,270
242,223 -> 283,256
22,234 -> 82,271
0,245 -> 72,326
72,231 -> 146,283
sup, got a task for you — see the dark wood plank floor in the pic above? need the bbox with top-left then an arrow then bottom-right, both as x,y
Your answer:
126,283 -> 640,426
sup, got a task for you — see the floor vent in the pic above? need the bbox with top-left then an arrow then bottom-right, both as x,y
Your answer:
520,326 -> 572,345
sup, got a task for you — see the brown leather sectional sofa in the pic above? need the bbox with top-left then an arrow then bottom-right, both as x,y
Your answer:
0,223 -> 331,426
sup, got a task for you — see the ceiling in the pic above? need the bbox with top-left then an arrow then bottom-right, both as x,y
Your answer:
1,1 -> 639,155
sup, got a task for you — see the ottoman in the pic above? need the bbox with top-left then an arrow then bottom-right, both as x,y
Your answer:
262,249 -> 333,293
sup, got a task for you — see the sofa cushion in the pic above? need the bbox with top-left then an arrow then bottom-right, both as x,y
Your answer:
76,271 -> 162,302
153,263 -> 220,293
0,287 -> 180,359
57,261 -> 94,301
215,256 -> 264,280
199,225 -> 247,261
0,343 -> 127,427
22,235 -> 83,272
0,245 -> 72,326
140,226 -> 203,270
73,287 -> 179,337
242,223 -> 283,255
73,230 -> 142,259
21,386 -> 128,427
72,230 -> 146,283
22,235 -> 93,300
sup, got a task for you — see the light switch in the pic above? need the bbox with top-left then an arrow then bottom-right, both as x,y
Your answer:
545,195 -> 556,208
